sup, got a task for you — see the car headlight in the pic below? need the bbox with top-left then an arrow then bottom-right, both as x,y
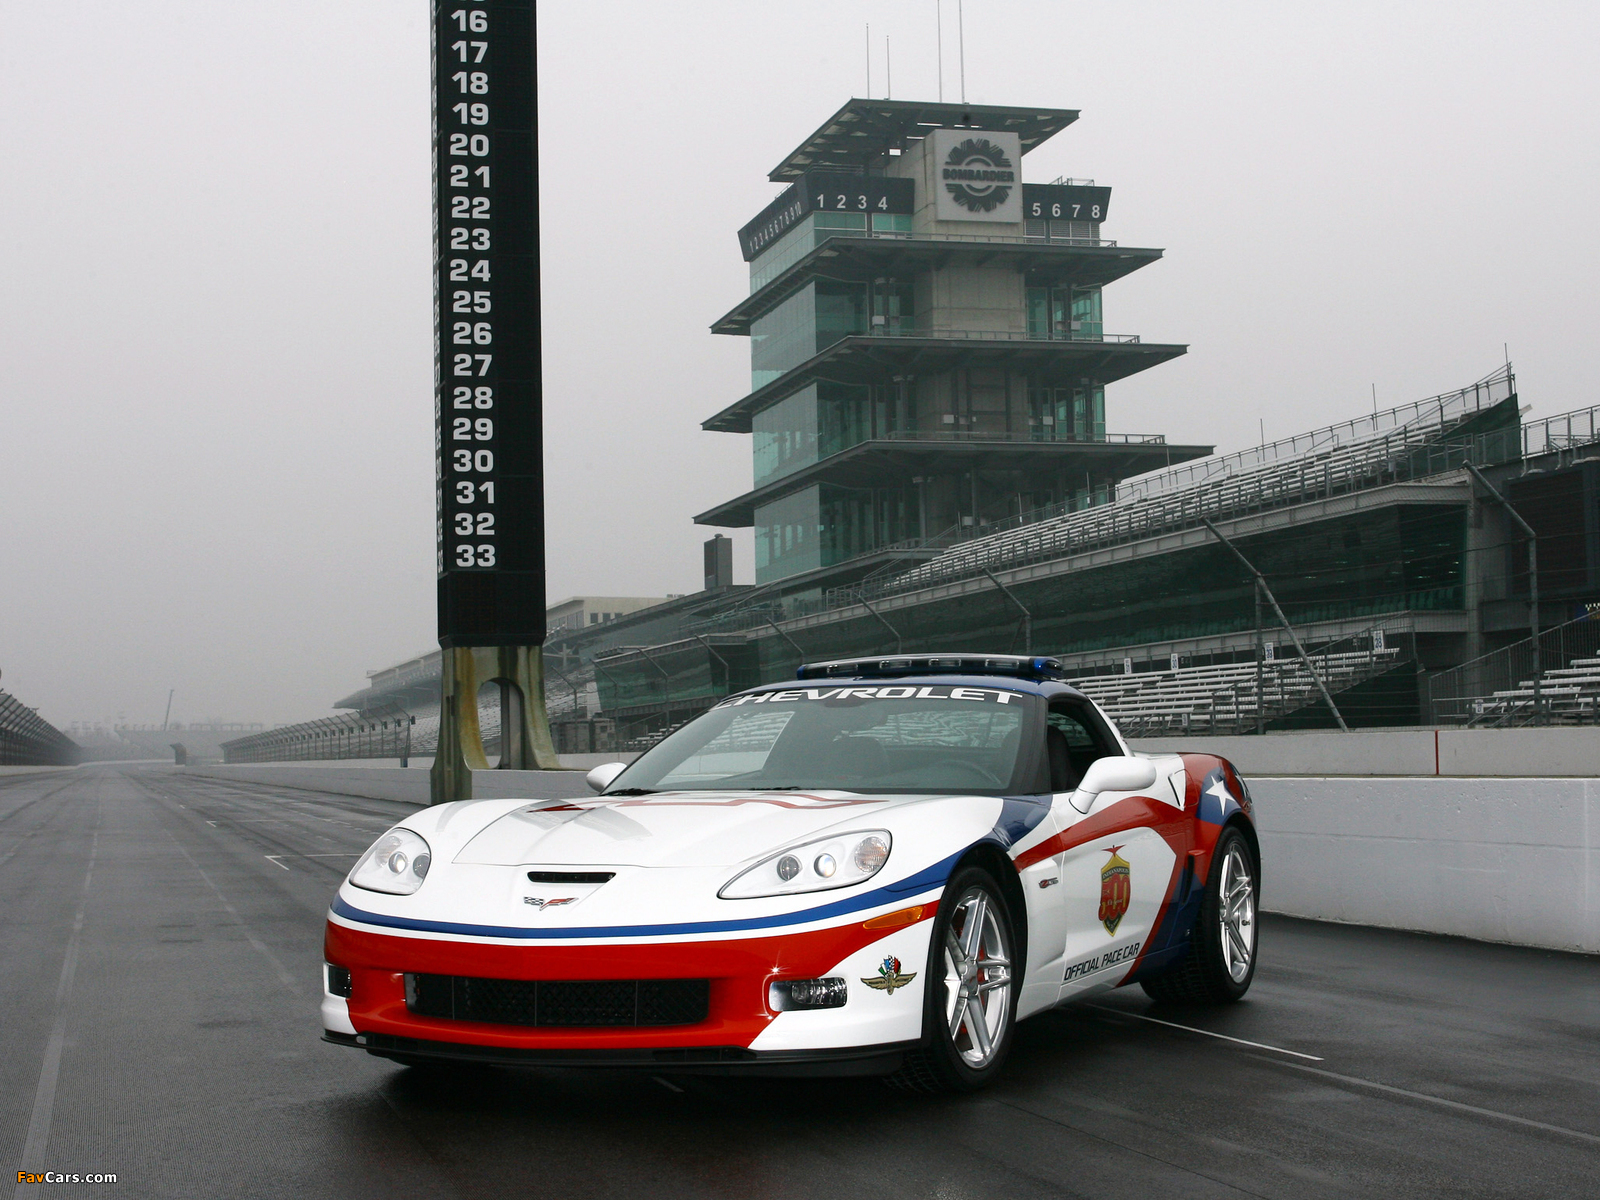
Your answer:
719,830 -> 891,899
349,828 -> 433,895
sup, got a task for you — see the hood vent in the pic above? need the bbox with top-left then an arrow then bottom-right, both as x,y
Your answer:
526,870 -> 616,884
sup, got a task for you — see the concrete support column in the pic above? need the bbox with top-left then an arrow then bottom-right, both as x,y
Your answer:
1462,483 -> 1496,662
431,644 -> 561,803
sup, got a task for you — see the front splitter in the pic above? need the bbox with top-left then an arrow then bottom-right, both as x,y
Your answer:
325,1030 -> 917,1077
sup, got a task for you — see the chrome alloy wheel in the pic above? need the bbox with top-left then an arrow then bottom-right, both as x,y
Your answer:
941,887 -> 1012,1068
1218,842 -> 1256,983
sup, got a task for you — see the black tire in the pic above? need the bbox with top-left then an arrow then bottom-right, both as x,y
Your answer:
1141,826 -> 1258,1004
887,866 -> 1019,1093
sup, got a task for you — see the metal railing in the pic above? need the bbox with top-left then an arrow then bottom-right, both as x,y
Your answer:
878,429 -> 1166,445
222,704 -> 429,764
1118,365 -> 1515,502
855,327 -> 1142,344
1522,406 -> 1600,457
0,690 -> 80,766
1427,613 -> 1600,727
825,229 -> 1118,249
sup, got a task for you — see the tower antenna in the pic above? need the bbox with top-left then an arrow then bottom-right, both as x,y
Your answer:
886,35 -> 892,99
958,0 -> 966,102
866,23 -> 871,98
936,0 -> 944,102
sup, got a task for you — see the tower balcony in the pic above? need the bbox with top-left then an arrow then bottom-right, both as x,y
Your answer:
701,329 -> 1188,435
716,234 -> 1165,336
693,430 -> 1213,528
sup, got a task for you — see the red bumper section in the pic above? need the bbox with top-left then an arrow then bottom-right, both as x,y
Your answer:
326,915 -> 913,1051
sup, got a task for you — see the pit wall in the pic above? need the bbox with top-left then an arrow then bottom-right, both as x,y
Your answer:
1131,729 -> 1598,953
1130,726 -> 1598,778
181,763 -> 597,806
182,737 -> 1598,955
1245,776 -> 1599,954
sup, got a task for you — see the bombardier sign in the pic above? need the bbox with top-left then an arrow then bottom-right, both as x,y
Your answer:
932,128 -> 1022,223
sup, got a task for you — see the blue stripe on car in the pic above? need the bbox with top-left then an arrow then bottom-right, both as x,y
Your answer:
332,850 -> 965,940
990,796 -> 1053,849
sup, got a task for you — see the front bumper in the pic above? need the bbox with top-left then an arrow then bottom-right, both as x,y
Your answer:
324,907 -> 936,1056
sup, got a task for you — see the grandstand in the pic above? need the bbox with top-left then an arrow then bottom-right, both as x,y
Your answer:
784,366 -> 1519,613
220,363 -> 1600,762
591,364 -> 1600,743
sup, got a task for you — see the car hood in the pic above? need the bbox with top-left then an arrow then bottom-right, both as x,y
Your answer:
452,790 -> 933,869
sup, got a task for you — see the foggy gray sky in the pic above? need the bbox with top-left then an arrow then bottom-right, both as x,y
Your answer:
2,1 -> 1596,728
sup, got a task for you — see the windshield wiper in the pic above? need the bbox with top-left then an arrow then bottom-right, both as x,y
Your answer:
603,787 -> 657,796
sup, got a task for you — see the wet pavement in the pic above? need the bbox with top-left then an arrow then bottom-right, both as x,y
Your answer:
3,764 -> 1596,1199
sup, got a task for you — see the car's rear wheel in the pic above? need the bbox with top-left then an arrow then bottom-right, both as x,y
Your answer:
1140,826 -> 1257,1004
888,866 -> 1017,1092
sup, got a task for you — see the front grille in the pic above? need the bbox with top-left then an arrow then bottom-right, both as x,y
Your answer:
405,974 -> 709,1028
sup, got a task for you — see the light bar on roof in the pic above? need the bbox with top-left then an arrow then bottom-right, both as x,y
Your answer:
795,654 -> 1070,681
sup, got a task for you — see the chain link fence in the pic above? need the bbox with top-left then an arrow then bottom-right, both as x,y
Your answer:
0,690 -> 80,766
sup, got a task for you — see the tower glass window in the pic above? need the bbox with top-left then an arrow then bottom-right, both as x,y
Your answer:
1026,287 -> 1102,341
753,381 -> 911,487
747,211 -> 911,293
754,482 -> 922,584
749,281 -> 913,390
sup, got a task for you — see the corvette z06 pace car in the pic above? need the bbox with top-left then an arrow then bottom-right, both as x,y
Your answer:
322,654 -> 1260,1091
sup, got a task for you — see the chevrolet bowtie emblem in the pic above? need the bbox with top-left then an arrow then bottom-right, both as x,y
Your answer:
524,896 -> 577,910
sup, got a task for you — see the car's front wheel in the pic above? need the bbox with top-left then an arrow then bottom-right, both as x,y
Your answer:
1140,826 -> 1258,1004
889,866 -> 1018,1092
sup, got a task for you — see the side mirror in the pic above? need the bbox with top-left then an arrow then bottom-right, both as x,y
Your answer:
1069,755 -> 1158,814
585,762 -> 628,793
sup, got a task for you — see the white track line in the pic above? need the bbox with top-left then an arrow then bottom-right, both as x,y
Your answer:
13,827 -> 98,1200
1259,1057 -> 1600,1146
1087,1004 -> 1324,1061
264,855 -> 291,870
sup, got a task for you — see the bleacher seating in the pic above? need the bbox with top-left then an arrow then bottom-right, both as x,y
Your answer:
1070,647 -> 1402,736
1463,656 -> 1600,726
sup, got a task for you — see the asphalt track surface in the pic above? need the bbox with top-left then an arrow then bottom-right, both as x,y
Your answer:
2,765 -> 1596,1200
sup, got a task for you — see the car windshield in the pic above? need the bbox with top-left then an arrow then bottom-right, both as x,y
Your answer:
607,684 -> 1039,795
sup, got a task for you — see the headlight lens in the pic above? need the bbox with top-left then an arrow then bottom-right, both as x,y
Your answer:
349,828 -> 433,895
719,830 -> 892,899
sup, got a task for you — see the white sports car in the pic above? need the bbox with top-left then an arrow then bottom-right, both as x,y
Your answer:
322,654 -> 1259,1090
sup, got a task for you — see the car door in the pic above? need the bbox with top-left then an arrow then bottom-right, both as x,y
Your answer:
1046,701 -> 1178,998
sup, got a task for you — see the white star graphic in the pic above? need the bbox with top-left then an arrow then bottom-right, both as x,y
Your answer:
1205,777 -> 1232,808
